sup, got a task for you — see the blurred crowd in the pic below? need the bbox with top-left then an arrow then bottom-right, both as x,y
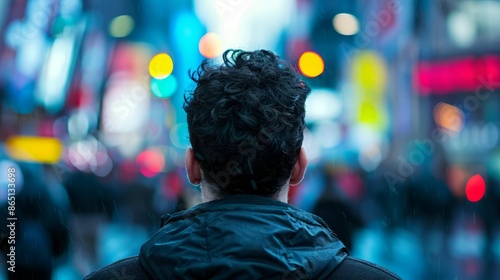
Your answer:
1,155 -> 499,279
1,0 -> 500,279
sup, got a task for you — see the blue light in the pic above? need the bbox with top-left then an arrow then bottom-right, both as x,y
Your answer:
150,75 -> 177,98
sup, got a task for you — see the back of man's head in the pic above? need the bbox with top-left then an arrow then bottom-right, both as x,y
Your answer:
184,49 -> 310,197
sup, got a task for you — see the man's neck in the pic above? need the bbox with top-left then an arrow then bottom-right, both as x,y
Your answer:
201,183 -> 290,203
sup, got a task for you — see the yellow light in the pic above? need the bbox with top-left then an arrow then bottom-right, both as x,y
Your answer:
149,53 -> 174,79
358,102 -> 380,124
333,13 -> 359,36
109,15 -> 135,38
298,51 -> 324,78
5,136 -> 63,164
199,32 -> 223,58
433,102 -> 465,132
351,51 -> 387,94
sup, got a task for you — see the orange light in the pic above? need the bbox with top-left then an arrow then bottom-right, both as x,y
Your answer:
298,51 -> 324,78
433,102 -> 465,132
199,32 -> 223,58
5,136 -> 63,164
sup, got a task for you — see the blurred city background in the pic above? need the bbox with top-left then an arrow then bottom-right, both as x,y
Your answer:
1,0 -> 500,279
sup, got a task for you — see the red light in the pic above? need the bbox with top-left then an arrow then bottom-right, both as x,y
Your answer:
465,174 -> 486,202
414,55 -> 500,95
136,148 -> 165,178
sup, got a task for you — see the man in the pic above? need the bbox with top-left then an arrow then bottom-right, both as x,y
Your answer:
86,49 -> 401,279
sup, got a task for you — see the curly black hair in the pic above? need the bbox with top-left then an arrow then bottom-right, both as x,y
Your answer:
184,49 -> 311,197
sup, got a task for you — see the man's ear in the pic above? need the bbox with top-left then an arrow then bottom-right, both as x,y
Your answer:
290,148 -> 308,186
185,148 -> 201,185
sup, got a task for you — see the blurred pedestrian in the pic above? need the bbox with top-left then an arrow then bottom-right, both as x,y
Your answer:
64,171 -> 114,276
0,163 -> 69,280
312,164 -> 364,250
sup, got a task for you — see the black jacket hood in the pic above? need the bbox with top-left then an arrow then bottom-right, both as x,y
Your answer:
139,194 -> 348,279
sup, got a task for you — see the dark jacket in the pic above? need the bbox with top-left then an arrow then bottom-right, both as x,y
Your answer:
86,194 -> 401,279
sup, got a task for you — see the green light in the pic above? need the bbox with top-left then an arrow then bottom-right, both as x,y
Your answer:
150,76 -> 177,98
109,15 -> 134,38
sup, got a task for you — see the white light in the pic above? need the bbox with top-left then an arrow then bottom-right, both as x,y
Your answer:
305,88 -> 342,122
36,33 -> 75,113
358,144 -> 382,172
302,127 -> 312,150
333,13 -> 359,36
101,80 -> 150,134
16,33 -> 47,78
349,124 -> 381,150
68,110 -> 90,140
68,143 -> 88,171
313,120 -> 341,148
0,160 -> 23,203
447,11 -> 476,47
90,152 -> 113,177
194,0 -> 296,51
303,128 -> 321,163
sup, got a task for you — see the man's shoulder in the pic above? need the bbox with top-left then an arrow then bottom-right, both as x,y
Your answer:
85,255 -> 401,280
326,256 -> 402,280
84,256 -> 152,280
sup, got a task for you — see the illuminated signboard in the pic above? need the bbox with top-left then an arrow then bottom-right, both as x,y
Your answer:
414,56 -> 500,95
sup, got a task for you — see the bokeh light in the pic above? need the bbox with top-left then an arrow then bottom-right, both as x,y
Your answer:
68,110 -> 92,140
302,127 -> 321,163
298,51 -> 324,78
313,120 -> 341,148
333,13 -> 359,36
109,15 -> 135,38
433,102 -> 465,132
66,137 -> 111,176
447,11 -> 476,47
199,32 -> 223,58
351,51 -> 387,93
148,53 -> 174,79
0,160 -> 23,203
358,102 -> 381,124
465,174 -> 486,202
358,144 -> 382,172
5,136 -> 63,164
305,88 -> 342,122
150,75 -> 177,98
169,122 -> 191,149
90,150 -> 113,177
136,147 -> 166,178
